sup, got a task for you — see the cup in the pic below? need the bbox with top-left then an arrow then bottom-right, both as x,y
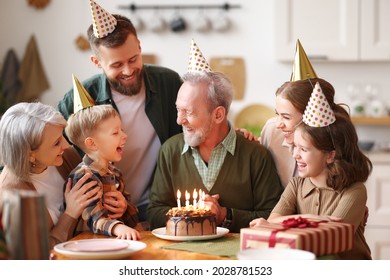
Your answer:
194,12 -> 211,33
130,14 -> 144,32
149,12 -> 166,33
212,12 -> 231,32
170,14 -> 186,32
1,190 -> 50,259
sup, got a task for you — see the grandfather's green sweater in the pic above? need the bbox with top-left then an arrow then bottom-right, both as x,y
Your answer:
148,132 -> 284,232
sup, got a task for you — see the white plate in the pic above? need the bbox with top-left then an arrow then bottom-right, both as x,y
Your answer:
237,248 -> 316,260
151,227 -> 229,241
54,238 -> 146,260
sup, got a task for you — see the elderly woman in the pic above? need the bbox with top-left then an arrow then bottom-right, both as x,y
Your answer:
0,102 -> 125,248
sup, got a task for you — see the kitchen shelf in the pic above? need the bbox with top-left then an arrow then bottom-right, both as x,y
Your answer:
351,116 -> 390,126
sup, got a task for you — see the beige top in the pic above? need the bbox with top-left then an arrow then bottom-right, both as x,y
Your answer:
260,117 -> 296,188
273,177 -> 371,259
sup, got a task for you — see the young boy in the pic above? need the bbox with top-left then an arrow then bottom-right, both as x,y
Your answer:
65,104 -> 140,240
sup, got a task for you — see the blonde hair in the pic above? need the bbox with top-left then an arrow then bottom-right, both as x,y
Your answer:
65,105 -> 119,151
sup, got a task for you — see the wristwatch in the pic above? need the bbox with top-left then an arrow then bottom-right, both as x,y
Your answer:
221,207 -> 233,228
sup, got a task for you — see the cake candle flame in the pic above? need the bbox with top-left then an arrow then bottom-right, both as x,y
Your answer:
177,190 -> 181,209
185,190 -> 190,209
199,190 -> 206,209
193,189 -> 198,209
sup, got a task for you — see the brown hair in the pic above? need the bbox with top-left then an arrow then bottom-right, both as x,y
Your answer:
298,106 -> 372,191
276,78 -> 335,114
87,14 -> 138,57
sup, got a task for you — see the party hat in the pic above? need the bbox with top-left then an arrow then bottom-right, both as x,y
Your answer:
90,0 -> 117,38
303,82 -> 336,127
290,39 -> 318,82
188,39 -> 212,73
72,74 -> 96,113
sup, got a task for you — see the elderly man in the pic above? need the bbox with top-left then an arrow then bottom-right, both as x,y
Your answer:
147,70 -> 283,232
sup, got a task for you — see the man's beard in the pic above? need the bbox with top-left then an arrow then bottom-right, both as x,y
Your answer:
106,67 -> 144,96
183,118 -> 213,147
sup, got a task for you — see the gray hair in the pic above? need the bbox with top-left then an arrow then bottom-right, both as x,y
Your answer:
182,72 -> 234,114
0,102 -> 67,181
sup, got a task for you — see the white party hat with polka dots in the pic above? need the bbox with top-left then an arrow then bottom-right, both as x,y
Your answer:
90,0 -> 117,38
303,82 -> 336,127
188,39 -> 212,73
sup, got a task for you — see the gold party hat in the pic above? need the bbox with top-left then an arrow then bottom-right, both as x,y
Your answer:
290,39 -> 318,82
90,0 -> 117,38
302,82 -> 336,127
188,39 -> 212,73
72,74 -> 95,113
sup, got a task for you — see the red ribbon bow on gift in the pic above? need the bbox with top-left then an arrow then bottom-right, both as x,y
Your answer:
281,217 -> 320,229
269,217 -> 326,247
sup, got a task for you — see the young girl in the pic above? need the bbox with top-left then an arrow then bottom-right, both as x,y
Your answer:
250,82 -> 372,260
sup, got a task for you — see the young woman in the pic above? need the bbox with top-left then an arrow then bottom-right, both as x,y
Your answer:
259,78 -> 335,187
251,84 -> 372,259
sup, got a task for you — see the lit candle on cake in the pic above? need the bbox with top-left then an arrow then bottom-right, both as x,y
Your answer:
193,189 -> 198,209
185,190 -> 190,209
177,190 -> 181,210
199,190 -> 205,209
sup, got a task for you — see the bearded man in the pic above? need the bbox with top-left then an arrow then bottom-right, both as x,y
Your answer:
147,71 -> 283,232
58,12 -> 182,223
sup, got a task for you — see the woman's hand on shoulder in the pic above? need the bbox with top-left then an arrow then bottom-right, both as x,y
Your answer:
235,128 -> 258,142
64,173 -> 102,219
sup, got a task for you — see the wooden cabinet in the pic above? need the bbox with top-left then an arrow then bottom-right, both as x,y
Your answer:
365,155 -> 390,259
360,0 -> 390,60
274,0 -> 390,61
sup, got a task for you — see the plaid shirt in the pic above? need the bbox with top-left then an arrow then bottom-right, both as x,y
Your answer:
68,155 -> 138,236
182,124 -> 236,191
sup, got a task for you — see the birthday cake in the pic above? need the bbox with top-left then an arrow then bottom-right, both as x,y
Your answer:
166,207 -> 217,236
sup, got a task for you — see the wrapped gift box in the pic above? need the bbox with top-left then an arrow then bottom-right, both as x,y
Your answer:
240,221 -> 354,257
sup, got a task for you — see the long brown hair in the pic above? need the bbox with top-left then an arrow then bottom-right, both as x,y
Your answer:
276,78 -> 335,114
299,106 -> 372,191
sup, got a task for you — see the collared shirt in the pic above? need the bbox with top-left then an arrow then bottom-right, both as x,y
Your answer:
182,125 -> 236,191
68,155 -> 138,236
272,176 -> 371,259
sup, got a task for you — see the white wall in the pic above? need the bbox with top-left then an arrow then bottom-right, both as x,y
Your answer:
1,0 -> 390,142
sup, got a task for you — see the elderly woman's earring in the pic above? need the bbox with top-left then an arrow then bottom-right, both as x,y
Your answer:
30,157 -> 36,168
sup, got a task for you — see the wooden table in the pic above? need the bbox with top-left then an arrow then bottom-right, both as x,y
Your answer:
51,231 -> 238,260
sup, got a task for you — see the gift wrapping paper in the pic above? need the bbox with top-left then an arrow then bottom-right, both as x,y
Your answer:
240,221 -> 354,257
